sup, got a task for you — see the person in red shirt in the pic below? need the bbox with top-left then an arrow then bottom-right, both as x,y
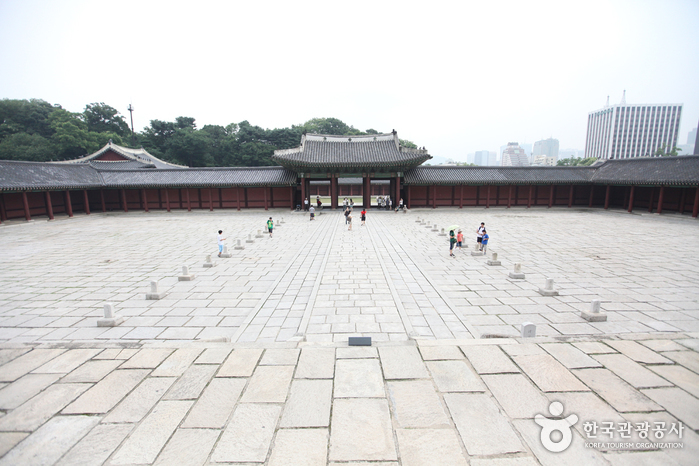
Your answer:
456,230 -> 464,252
360,209 -> 366,226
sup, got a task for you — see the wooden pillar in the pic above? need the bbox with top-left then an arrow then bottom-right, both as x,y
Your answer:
185,189 -> 191,212
622,187 -> 629,210
120,189 -> 128,213
236,187 -> 241,211
363,175 -> 370,210
604,185 -> 610,209
165,189 -> 171,212
208,189 -> 213,211
395,175 -> 401,206
218,188 -> 223,209
0,194 -> 6,222
158,189 -> 163,210
657,186 -> 665,214
432,185 -> 436,209
100,189 -> 106,212
178,189 -> 183,209
692,186 -> 699,218
301,176 -> 307,209
567,185 -> 574,208
141,189 -> 148,212
331,176 -> 338,209
507,185 -> 512,208
407,185 -> 411,209
264,186 -> 269,211
588,185 -> 595,208
198,189 -> 203,209
514,186 -> 519,206
22,191 -> 31,221
527,186 -> 532,208
44,191 -> 54,220
679,188 -> 686,214
648,187 -> 655,213
289,186 -> 294,210
459,185 -> 463,208
486,185 -> 491,208
83,190 -> 91,215
66,190 -> 74,217
627,186 -> 635,213
548,185 -> 554,208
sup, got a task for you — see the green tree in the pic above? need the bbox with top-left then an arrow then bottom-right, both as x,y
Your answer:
654,144 -> 682,157
83,103 -> 130,136
557,156 -> 598,166
400,139 -> 418,149
0,132 -> 54,161
0,99 -> 57,142
50,108 -> 121,159
301,117 -> 362,135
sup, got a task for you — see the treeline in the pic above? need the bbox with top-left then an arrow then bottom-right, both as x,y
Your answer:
0,99 -> 416,167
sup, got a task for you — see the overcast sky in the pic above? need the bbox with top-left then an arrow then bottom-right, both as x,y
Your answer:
1,0 -> 697,161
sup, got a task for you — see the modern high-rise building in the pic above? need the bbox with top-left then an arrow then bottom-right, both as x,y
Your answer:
585,95 -> 683,159
533,138 -> 559,161
474,150 -> 490,166
501,142 -> 529,166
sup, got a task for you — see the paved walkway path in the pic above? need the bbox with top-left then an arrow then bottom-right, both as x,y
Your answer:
0,208 -> 697,464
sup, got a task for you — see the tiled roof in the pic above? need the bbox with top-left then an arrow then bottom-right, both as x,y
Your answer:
0,161 -> 104,191
99,167 -> 298,188
404,166 -> 597,185
88,160 -> 155,170
590,155 -> 699,186
57,141 -> 187,169
273,133 -> 431,171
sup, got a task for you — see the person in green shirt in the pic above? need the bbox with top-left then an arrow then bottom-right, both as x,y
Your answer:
267,217 -> 274,238
449,230 -> 456,257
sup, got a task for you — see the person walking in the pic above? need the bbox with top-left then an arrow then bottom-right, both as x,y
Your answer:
481,230 -> 489,253
316,195 -> 321,209
476,222 -> 485,249
350,199 -> 354,210
456,230 -> 464,252
309,205 -> 315,221
388,197 -> 393,211
449,230 -> 456,257
399,198 -> 404,211
266,217 -> 274,238
344,206 -> 350,224
217,230 -> 226,257
347,212 -> 353,230
304,198 -> 309,211
360,208 -> 366,226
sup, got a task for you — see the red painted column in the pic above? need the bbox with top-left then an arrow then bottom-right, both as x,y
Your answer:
627,186 -> 635,213
185,189 -> 191,212
548,185 -> 554,208
331,176 -> 338,209
236,188 -> 241,211
289,187 -> 294,210
395,175 -> 401,206
507,185 -> 512,208
301,176 -> 307,210
198,189 -> 203,210
158,189 -> 163,210
657,186 -> 665,214
0,194 -> 7,222
208,189 -> 213,211
486,185 -> 491,208
244,187 -> 249,209
432,185 -> 436,209
568,185 -> 574,208
648,187 -> 655,213
459,185 -> 464,208
407,185 -> 411,209
218,188 -> 223,209
692,186 -> 699,218
22,191 -> 31,221
142,189 -> 149,212
83,190 -> 90,215
264,186 -> 269,211
65,190 -> 74,217
527,186 -> 532,208
679,189 -> 686,214
588,185 -> 595,208
604,185 -> 610,209
165,189 -> 171,212
100,189 -> 106,212
45,191 -> 54,220
514,186 -> 519,207
120,189 -> 128,213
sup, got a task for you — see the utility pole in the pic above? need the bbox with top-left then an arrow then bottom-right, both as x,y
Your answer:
127,104 -> 136,145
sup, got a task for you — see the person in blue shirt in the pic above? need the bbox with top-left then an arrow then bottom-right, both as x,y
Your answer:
481,230 -> 489,253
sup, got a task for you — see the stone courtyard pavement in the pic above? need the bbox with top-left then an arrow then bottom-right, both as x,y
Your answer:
0,207 -> 697,464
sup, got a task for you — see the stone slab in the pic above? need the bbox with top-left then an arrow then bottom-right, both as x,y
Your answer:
0,373 -> 61,409
573,368 -> 662,413
336,347 -> 378,359
605,340 -> 673,364
295,347 -> 335,378
482,373 -> 551,419
378,346 -> 429,379
61,359 -> 123,383
662,350 -> 699,374
593,353 -> 673,388
56,424 -> 133,466
0,383 -> 90,431
460,345 -> 519,374
260,348 -> 300,365
217,348 -> 263,377
103,376 -> 175,423
153,428 -> 219,466
62,369 -> 149,414
0,432 -> 28,458
387,380 -> 450,428
649,364 -> 699,398
182,377 -> 247,428
426,360 -> 485,392
268,428 -> 328,466
641,387 -> 699,430
0,348 -> 66,382
280,379 -> 333,428
0,415 -> 99,466
240,365 -> 294,402
444,393 -> 525,456
151,348 -> 203,377
119,348 -> 174,369
329,398 -> 397,462
110,400 -> 193,465
418,345 -> 464,360
396,428 -> 468,466
194,346 -> 232,364
163,364 -> 217,400
540,343 -> 603,369
31,348 -> 102,374
211,403 -> 281,463
334,358 -> 385,398
513,353 -> 589,392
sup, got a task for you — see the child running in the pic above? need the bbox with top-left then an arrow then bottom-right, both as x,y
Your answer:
267,217 -> 274,238
217,230 -> 226,257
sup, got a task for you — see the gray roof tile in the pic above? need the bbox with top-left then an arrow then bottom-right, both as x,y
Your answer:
404,166 -> 597,185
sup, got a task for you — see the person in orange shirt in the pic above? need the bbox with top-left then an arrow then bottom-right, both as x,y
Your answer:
456,230 -> 464,252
